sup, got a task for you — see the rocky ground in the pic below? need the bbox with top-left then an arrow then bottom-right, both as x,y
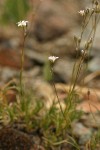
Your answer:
0,0 -> 100,150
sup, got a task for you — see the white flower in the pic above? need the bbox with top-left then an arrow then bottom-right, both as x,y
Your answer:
78,10 -> 85,16
48,56 -> 59,63
17,20 -> 28,27
81,50 -> 84,54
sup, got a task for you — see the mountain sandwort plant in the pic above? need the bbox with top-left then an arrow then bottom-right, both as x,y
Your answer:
17,20 -> 29,96
0,1 -> 100,150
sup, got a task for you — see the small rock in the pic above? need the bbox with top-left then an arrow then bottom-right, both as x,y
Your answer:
0,127 -> 33,150
89,57 -> 100,72
33,0 -> 81,42
77,101 -> 100,113
33,0 -> 69,41
0,67 -> 17,85
0,49 -> 33,70
82,114 -> 100,128
72,122 -> 92,144
54,59 -> 74,83
25,49 -> 46,65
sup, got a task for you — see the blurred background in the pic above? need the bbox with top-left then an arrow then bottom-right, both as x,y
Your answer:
0,0 -> 100,89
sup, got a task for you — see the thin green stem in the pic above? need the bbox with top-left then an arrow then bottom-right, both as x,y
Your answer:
50,67 -> 67,123
20,27 -> 27,96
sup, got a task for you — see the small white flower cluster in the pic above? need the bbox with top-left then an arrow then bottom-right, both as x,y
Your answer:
78,7 -> 95,17
48,56 -> 59,63
17,20 -> 28,27
78,10 -> 85,16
